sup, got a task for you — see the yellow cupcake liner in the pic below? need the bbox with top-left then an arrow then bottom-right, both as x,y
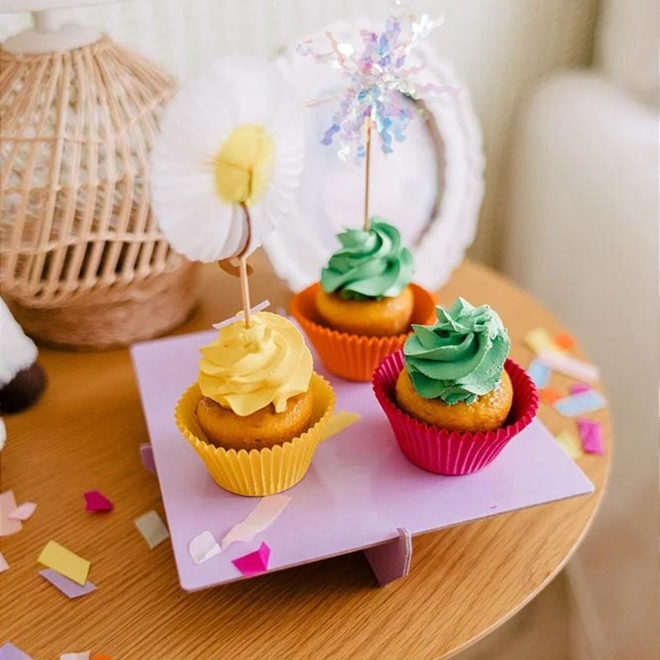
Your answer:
175,373 -> 336,497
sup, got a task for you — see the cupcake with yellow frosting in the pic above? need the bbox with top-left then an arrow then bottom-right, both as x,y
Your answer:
176,311 -> 335,496
373,298 -> 538,475
290,220 -> 436,382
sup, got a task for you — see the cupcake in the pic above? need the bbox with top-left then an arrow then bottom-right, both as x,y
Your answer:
373,298 -> 538,475
290,219 -> 436,381
176,311 -> 335,496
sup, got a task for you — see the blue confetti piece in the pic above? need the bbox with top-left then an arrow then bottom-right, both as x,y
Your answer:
527,359 -> 551,387
554,390 -> 606,417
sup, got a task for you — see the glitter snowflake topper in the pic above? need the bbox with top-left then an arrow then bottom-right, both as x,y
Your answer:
298,8 -> 450,164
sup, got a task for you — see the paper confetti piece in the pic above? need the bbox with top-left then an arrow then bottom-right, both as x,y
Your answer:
554,390 -> 606,417
0,552 -> 9,572
525,328 -> 565,356
84,491 -> 113,512
40,569 -> 97,599
37,541 -> 90,586
0,491 -> 23,536
9,502 -> 37,521
60,653 -> 90,660
538,388 -> 562,406
0,643 -> 34,660
134,511 -> 170,549
232,542 -> 271,577
553,332 -> 576,350
555,429 -> 582,459
538,352 -> 599,384
323,410 -> 361,441
139,443 -> 157,475
90,655 -> 115,660
577,418 -> 605,455
527,360 -> 551,388
570,383 -> 591,395
213,300 -> 270,330
221,495 -> 291,551
188,531 -> 221,564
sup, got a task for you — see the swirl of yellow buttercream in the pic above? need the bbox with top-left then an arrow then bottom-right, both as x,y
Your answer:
198,312 -> 313,416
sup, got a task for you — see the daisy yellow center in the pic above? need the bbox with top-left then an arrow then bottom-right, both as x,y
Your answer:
212,124 -> 274,205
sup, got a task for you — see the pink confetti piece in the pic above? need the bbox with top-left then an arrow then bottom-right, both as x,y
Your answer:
8,502 -> 37,521
39,568 -> 97,599
0,552 -> 9,572
139,444 -> 157,475
84,491 -> 113,513
60,653 -> 90,660
232,542 -> 271,577
577,419 -> 605,455
570,383 -> 591,395
538,352 -> 599,384
0,642 -> 34,660
0,491 -> 22,537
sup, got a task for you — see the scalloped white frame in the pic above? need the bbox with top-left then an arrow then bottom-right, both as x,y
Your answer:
265,20 -> 485,293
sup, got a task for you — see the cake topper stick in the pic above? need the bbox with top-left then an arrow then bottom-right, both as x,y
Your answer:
217,203 -> 254,327
298,6 -> 450,232
149,57 -> 304,330
238,204 -> 252,327
363,118 -> 372,231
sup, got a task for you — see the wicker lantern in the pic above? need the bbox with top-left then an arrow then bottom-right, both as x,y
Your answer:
0,2 -> 196,350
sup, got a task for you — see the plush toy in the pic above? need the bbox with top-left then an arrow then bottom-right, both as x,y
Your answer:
0,298 -> 46,415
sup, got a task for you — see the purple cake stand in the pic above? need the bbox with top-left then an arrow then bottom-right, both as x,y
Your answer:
131,330 -> 593,591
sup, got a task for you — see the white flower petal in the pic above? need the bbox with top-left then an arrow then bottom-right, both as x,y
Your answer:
150,57 -> 304,262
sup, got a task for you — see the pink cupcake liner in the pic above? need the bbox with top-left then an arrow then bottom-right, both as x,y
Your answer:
372,351 -> 539,475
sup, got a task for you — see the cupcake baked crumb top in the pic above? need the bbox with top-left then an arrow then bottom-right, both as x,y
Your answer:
395,297 -> 513,433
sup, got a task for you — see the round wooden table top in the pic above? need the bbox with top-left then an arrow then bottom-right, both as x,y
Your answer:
2,258 -> 611,660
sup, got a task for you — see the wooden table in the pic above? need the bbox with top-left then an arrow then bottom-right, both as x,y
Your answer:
1,258 -> 611,660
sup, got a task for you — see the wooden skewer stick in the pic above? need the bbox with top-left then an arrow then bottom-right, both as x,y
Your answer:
363,117 -> 372,232
237,202 -> 253,328
216,202 -> 254,328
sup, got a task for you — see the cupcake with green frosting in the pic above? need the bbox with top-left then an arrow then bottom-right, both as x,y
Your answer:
290,220 -> 436,382
373,297 -> 539,475
396,298 -> 513,432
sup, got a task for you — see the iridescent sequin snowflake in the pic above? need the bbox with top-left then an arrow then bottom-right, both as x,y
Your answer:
298,10 -> 451,162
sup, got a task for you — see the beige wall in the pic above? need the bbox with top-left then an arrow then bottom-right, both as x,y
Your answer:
0,0 -> 599,269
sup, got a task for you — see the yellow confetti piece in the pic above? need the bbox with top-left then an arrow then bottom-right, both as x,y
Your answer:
525,328 -> 566,356
555,429 -> 583,460
322,410 -> 361,441
38,540 -> 90,586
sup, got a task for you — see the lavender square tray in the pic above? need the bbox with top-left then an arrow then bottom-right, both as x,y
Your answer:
131,330 -> 593,592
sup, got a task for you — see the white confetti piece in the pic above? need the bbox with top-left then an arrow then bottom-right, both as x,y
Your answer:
9,502 -> 37,521
221,495 -> 291,551
60,653 -> 90,660
0,552 -> 9,572
188,530 -> 222,564
134,511 -> 170,549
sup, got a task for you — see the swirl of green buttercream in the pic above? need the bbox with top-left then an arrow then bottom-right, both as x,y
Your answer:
320,219 -> 413,300
403,298 -> 510,405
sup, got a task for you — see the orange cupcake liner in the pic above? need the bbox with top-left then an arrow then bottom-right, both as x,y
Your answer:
175,373 -> 336,496
290,282 -> 437,382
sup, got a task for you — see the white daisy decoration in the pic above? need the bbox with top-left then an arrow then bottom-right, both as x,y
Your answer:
150,56 -> 304,264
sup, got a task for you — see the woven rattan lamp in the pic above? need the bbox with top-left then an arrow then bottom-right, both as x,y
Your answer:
0,0 -> 196,350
